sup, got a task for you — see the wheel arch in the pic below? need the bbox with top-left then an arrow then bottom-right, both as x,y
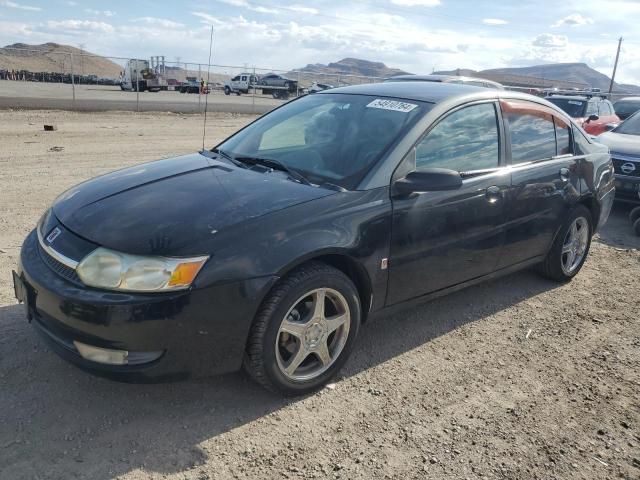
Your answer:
578,194 -> 600,231
271,251 -> 374,324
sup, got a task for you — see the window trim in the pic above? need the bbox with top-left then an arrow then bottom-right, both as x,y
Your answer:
402,100 -> 505,177
501,98 -> 573,166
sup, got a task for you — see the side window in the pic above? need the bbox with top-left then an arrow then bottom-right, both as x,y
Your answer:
554,117 -> 571,155
415,103 -> 499,172
585,101 -> 598,116
231,75 -> 240,81
241,76 -> 247,82
507,107 -> 556,163
572,125 -> 592,155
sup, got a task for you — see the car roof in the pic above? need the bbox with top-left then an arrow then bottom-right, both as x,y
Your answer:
318,81 -> 489,103
316,81 -> 573,122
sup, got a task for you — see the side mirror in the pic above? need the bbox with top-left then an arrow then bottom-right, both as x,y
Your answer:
393,168 -> 462,196
587,114 -> 599,122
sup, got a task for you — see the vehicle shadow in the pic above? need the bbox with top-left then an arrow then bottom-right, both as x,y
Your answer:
594,203 -> 640,250
0,269 -> 559,479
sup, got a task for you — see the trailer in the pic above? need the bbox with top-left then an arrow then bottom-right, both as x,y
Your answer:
120,56 -> 168,92
223,73 -> 297,99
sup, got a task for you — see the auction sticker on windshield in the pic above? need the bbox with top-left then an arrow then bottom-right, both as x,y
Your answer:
367,99 -> 418,113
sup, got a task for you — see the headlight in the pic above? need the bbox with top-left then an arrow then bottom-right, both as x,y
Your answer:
76,247 -> 209,292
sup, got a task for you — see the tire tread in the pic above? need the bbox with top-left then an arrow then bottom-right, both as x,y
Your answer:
243,261 -> 353,394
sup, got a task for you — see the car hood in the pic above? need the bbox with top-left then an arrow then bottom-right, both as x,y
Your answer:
53,153 -> 333,256
597,132 -> 640,156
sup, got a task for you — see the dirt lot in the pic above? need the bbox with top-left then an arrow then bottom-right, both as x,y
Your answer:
0,110 -> 639,480
0,81 -> 282,114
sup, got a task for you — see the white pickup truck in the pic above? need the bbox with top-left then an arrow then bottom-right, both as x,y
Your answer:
224,73 -> 295,99
223,73 -> 259,95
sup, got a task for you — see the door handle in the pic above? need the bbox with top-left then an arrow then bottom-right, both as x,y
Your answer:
485,185 -> 502,204
559,167 -> 570,182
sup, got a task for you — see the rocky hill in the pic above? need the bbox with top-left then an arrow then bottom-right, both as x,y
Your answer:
0,43 -> 122,77
437,63 -> 640,93
296,58 -> 410,79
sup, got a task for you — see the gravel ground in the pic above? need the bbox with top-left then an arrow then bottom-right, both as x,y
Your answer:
0,110 -> 639,480
0,81 -> 281,113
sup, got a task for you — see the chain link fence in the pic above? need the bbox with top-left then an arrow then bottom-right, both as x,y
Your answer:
0,47 -> 387,114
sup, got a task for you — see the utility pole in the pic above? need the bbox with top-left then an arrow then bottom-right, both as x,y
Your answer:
608,37 -> 623,94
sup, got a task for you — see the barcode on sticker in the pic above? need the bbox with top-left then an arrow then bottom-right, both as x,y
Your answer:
367,99 -> 418,113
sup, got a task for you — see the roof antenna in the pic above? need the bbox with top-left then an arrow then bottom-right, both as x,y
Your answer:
202,25 -> 214,151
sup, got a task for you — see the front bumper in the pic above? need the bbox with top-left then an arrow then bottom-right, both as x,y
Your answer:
614,175 -> 640,204
16,229 -> 277,381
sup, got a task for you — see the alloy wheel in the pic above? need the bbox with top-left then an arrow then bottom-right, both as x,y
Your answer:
561,216 -> 589,275
275,288 -> 351,382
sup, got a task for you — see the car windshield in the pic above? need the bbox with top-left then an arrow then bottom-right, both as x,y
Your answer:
215,93 -> 429,189
546,98 -> 587,118
613,112 -> 640,135
613,100 -> 640,118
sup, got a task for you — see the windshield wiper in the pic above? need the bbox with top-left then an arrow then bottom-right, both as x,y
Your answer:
211,148 -> 248,169
233,155 -> 313,186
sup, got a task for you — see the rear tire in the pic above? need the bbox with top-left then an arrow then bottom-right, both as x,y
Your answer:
537,205 -> 593,282
244,262 -> 361,396
629,206 -> 640,224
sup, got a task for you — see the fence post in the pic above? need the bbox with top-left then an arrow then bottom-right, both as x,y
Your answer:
70,53 -> 76,110
135,63 -> 140,112
252,66 -> 256,115
198,63 -> 202,112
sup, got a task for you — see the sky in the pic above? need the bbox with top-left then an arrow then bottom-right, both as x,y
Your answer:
1,0 -> 640,84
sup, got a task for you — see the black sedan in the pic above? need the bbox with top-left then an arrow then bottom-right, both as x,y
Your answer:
14,82 -> 615,395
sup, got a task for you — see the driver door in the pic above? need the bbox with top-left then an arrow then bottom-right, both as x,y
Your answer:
387,101 -> 509,305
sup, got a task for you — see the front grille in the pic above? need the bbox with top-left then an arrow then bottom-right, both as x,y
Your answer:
612,154 -> 640,178
38,242 -> 82,284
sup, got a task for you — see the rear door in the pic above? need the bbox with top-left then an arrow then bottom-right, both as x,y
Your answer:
497,99 -> 581,268
387,101 -> 510,305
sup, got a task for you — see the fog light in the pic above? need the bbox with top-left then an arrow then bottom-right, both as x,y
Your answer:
73,341 -> 128,365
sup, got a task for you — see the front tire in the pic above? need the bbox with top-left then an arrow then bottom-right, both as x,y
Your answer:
244,262 -> 361,396
537,205 -> 593,282
629,206 -> 640,224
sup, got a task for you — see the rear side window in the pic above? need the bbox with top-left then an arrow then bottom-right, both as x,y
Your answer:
415,103 -> 499,172
506,108 -> 556,163
585,101 -> 598,116
555,117 -> 571,155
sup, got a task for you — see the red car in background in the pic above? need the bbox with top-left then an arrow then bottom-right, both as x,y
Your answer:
546,93 -> 620,136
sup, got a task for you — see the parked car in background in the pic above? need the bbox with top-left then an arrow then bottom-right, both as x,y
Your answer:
259,73 -> 297,91
307,82 -> 334,93
13,82 -> 614,395
385,74 -> 504,90
596,110 -> 640,205
546,92 -> 620,136
612,97 -> 640,121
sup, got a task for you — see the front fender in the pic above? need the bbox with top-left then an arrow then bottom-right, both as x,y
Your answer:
194,188 -> 393,312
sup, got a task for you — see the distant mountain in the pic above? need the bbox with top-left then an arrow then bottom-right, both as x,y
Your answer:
0,43 -> 122,77
296,58 -> 410,79
437,62 -> 640,94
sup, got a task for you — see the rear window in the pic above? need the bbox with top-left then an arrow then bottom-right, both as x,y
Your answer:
613,100 -> 640,118
547,98 -> 586,118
